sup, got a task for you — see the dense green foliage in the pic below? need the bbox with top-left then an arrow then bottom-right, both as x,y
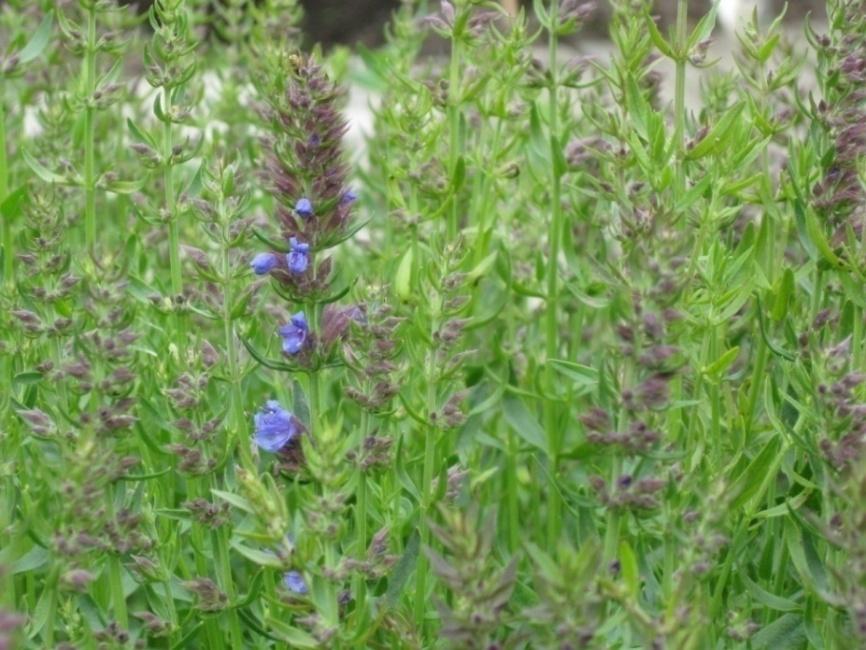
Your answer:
1,0 -> 865,647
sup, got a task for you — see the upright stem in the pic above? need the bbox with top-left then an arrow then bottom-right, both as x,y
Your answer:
447,33 -> 462,240
307,306 -> 340,634
106,488 -> 129,629
211,484 -> 244,647
83,6 -> 97,249
190,478 -> 225,650
108,556 -> 128,629
222,217 -> 252,472
544,0 -> 563,547
163,89 -> 183,301
414,312 -> 439,630
674,0 -> 688,200
353,410 -> 370,613
215,228 -> 244,646
1,80 -> 11,290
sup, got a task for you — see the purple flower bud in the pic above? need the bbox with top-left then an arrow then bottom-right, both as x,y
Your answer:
341,189 -> 358,205
279,312 -> 309,355
283,570 -> 308,595
253,400 -> 299,452
251,252 -> 278,275
286,237 -> 310,275
295,197 -> 314,219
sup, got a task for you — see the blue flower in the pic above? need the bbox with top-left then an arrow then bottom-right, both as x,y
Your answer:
283,570 -> 308,595
253,400 -> 299,452
250,252 -> 278,275
341,189 -> 358,205
279,312 -> 309,355
295,197 -> 314,219
286,238 -> 310,275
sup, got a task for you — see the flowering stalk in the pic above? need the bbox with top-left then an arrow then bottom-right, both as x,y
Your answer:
1,80 -> 9,290
83,2 -> 97,248
543,0 -> 564,546
141,0 -> 200,323
249,50 -> 365,643
414,294 -> 441,630
446,4 -> 462,240
673,0 -> 688,199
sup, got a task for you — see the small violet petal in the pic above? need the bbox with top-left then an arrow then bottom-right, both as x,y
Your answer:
250,252 -> 277,275
253,400 -> 298,452
295,197 -> 314,219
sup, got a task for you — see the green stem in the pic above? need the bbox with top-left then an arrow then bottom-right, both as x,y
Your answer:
83,6 -> 97,249
221,218 -> 253,472
0,80 -> 11,416
42,566 -> 60,647
744,332 -> 768,440
354,470 -> 368,609
105,486 -> 129,629
206,231 -> 245,650
190,478 -> 225,649
305,316 -> 340,633
674,0 -> 688,200
414,342 -> 439,630
163,91 -> 181,296
506,431 -> 519,553
446,32 -> 461,240
544,0 -> 563,547
1,80 -> 11,291
108,555 -> 128,629
212,518 -> 243,647
354,411 -> 370,615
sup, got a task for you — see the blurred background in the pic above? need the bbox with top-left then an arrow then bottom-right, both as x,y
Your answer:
54,1 -> 825,47
292,1 -> 825,47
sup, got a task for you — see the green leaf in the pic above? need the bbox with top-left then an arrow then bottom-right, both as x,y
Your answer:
703,346 -> 739,379
645,13 -> 676,58
466,251 -> 498,281
384,531 -> 420,609
502,395 -> 547,453
1,186 -> 28,225
804,205 -> 841,269
211,489 -> 255,515
685,103 -> 745,160
18,14 -> 53,64
619,540 -> 639,598
686,2 -> 717,49
240,336 -> 297,373
551,134 -> 567,178
12,371 -> 42,386
729,436 -> 782,511
103,178 -> 146,195
230,542 -> 283,568
153,93 -> 168,123
742,574 -> 801,612
548,359 -> 598,390
9,545 -> 50,575
532,0 -> 550,29
23,150 -> 67,184
394,246 -> 414,301
772,268 -> 794,321
264,618 -> 319,648
452,155 -> 466,191
751,613 -> 805,649
756,33 -> 781,63
126,118 -> 158,149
